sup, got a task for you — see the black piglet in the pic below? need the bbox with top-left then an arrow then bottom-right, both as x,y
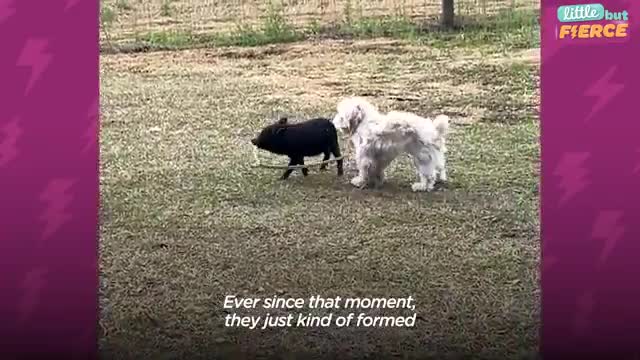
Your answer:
251,117 -> 344,180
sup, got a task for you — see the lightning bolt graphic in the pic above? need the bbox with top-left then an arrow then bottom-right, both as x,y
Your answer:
591,210 -> 625,268
0,0 -> 15,25
18,268 -> 48,325
40,178 -> 75,241
83,97 -> 99,154
554,152 -> 590,206
17,38 -> 53,95
584,67 -> 624,123
570,26 -> 578,39
573,290 -> 596,337
0,117 -> 22,168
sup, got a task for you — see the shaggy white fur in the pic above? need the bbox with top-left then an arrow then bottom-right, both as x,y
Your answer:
332,97 -> 450,192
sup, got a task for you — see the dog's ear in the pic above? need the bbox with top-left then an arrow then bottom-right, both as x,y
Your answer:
277,117 -> 288,125
275,127 -> 287,135
348,105 -> 363,132
348,116 -> 360,132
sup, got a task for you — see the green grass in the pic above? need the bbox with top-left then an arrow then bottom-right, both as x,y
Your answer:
100,24 -> 540,356
131,3 -> 305,50
114,0 -> 132,11
102,8 -> 539,53
160,1 -> 173,17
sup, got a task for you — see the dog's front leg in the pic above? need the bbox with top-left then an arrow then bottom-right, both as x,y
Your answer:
437,167 -> 448,183
350,152 -> 370,188
411,153 -> 436,192
412,174 -> 436,192
349,145 -> 365,187
434,150 -> 448,183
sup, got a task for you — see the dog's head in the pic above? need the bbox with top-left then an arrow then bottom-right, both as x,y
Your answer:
332,97 -> 376,135
251,117 -> 288,151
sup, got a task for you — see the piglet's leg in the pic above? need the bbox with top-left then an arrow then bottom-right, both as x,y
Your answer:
298,158 -> 309,177
280,158 -> 296,180
330,144 -> 344,177
320,151 -> 330,171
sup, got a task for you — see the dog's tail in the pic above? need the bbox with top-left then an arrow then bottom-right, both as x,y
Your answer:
433,114 -> 450,138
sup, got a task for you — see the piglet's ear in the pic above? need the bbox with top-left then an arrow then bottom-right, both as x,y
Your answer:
277,117 -> 288,125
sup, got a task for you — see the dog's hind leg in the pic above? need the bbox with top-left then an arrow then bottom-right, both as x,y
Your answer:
368,153 -> 394,188
368,166 -> 384,189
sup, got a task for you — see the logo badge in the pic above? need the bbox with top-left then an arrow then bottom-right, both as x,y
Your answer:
556,3 -> 629,40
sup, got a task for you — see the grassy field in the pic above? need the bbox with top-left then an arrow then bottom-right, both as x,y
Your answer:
99,1 -> 540,358
100,0 -> 538,49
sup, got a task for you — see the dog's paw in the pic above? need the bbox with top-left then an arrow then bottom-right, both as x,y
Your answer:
350,176 -> 366,188
411,182 -> 432,192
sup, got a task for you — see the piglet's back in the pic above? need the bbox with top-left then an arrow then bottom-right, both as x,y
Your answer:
281,118 -> 337,156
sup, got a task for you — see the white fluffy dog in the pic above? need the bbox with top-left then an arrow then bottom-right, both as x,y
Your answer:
332,97 -> 450,192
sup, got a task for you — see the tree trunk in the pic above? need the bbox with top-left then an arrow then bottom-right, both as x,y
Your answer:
441,0 -> 455,28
